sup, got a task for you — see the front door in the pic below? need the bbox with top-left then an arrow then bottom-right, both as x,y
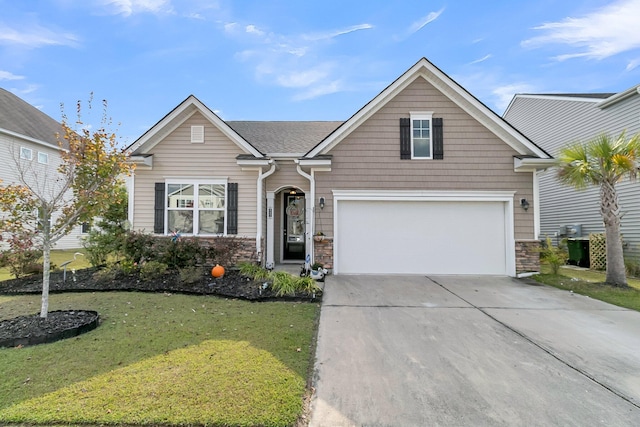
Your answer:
283,192 -> 305,260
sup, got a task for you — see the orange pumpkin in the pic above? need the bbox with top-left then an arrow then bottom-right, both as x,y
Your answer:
211,264 -> 225,278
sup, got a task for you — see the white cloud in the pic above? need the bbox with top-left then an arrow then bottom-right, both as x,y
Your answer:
0,23 -> 78,48
292,80 -> 343,101
468,54 -> 492,65
276,65 -> 332,89
492,83 -> 537,112
408,8 -> 444,35
522,0 -> 640,60
0,70 -> 25,81
303,24 -> 374,42
245,25 -> 265,36
626,58 -> 640,71
99,0 -> 173,16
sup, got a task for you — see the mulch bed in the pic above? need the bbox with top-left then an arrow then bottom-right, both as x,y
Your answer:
0,267 -> 321,348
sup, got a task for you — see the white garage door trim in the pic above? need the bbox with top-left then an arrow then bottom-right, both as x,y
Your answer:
333,190 -> 516,276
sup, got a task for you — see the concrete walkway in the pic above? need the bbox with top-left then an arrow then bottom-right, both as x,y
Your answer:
309,275 -> 640,426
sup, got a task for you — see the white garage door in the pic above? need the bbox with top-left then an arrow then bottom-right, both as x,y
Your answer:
335,198 -> 512,275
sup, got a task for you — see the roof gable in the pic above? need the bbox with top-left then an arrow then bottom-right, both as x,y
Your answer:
306,57 -> 551,159
127,95 -> 264,157
0,88 -> 64,149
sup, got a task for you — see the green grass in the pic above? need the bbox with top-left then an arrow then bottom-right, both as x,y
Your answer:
534,264 -> 640,311
0,249 -> 91,282
0,291 -> 320,426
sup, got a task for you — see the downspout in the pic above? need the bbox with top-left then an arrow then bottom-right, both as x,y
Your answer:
257,162 -> 277,258
296,162 -> 314,269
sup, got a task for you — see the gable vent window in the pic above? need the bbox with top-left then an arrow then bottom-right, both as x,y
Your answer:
191,125 -> 205,143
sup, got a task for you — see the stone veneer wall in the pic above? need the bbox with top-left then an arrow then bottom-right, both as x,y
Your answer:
314,237 -> 333,269
515,240 -> 540,273
198,236 -> 259,266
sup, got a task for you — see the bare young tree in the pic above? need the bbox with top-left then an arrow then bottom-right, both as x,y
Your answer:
0,96 -> 131,318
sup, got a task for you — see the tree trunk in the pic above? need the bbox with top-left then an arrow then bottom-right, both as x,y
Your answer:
601,181 -> 627,287
40,215 -> 51,319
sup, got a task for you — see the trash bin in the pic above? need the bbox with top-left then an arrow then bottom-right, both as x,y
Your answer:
567,238 -> 590,268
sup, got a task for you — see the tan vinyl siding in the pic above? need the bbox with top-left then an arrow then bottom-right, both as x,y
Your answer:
132,112 -> 258,237
505,93 -> 640,260
317,77 -> 534,240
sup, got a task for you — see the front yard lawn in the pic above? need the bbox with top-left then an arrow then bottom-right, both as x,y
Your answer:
534,264 -> 640,312
0,291 -> 319,426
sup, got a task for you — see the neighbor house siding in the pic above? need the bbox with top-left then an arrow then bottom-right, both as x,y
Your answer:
316,76 -> 534,240
131,112 -> 258,237
0,135 -> 85,249
505,93 -> 640,260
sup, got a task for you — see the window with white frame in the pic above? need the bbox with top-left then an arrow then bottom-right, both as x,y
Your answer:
38,152 -> 49,164
411,112 -> 433,159
166,181 -> 226,235
20,146 -> 33,160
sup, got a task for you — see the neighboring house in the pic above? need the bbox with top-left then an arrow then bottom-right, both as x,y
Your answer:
0,88 -> 87,250
504,85 -> 640,261
127,58 -> 554,276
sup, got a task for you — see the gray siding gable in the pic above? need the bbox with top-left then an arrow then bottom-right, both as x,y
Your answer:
504,87 -> 640,260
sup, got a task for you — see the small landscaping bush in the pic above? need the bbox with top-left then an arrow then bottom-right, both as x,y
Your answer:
139,261 -> 168,281
0,231 -> 42,279
539,236 -> 568,275
238,261 -> 271,281
92,265 -> 119,284
270,271 -> 298,296
178,266 -> 204,284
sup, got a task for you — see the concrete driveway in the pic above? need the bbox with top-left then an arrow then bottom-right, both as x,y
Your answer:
309,275 -> 640,426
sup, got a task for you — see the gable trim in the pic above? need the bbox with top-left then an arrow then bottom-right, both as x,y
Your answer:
306,58 -> 551,160
127,95 -> 263,157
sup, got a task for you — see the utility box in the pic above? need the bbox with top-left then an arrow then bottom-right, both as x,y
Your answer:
566,224 -> 583,238
567,238 -> 589,267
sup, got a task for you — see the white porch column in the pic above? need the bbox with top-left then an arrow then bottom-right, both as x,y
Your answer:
266,191 -> 275,269
533,170 -> 541,239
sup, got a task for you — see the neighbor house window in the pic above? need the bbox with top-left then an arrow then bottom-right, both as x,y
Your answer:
38,152 -> 49,164
166,181 -> 226,235
411,112 -> 433,159
20,147 -> 33,160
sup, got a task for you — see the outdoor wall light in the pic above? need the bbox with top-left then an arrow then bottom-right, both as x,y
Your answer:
520,198 -> 530,211
319,197 -> 325,210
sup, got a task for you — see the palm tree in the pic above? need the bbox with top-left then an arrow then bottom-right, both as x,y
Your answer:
558,132 -> 640,287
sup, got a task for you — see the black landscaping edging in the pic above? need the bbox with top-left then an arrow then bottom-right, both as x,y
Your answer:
0,310 -> 100,348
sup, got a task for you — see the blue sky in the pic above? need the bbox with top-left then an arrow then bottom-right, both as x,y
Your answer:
1,0 -> 640,146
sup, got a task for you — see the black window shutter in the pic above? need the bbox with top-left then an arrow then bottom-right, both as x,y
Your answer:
433,118 -> 444,160
399,118 -> 411,159
154,182 -> 165,234
227,182 -> 238,235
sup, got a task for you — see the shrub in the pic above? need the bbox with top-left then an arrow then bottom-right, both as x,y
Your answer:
140,261 -> 168,281
122,231 -> 160,265
209,236 -> 243,267
625,257 -> 640,278
92,265 -> 119,284
297,276 -> 322,294
0,231 -> 42,278
238,262 -> 270,281
539,237 -> 568,275
270,271 -> 297,296
179,266 -> 204,284
162,237 -> 212,269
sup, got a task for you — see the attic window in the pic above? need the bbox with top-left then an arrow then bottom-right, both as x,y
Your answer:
191,125 -> 204,143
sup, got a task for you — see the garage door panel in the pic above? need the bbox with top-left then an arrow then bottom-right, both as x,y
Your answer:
336,200 -> 507,275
